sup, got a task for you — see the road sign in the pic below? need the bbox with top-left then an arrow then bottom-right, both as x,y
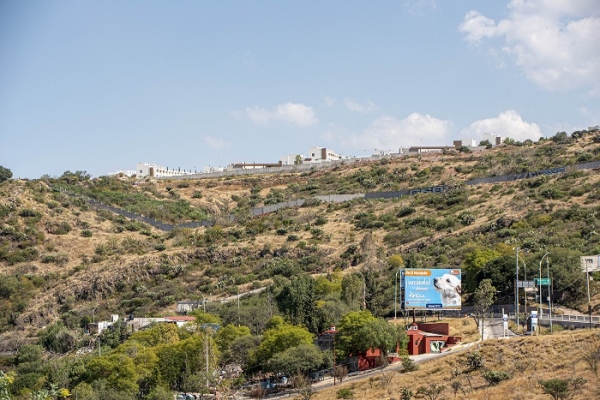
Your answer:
517,280 -> 536,288
535,278 -> 551,286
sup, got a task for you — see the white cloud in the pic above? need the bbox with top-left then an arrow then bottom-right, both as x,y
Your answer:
323,96 -> 335,106
245,106 -> 272,124
202,136 -> 231,150
245,102 -> 317,127
459,0 -> 600,93
344,113 -> 453,150
461,110 -> 542,142
344,98 -> 378,113
403,0 -> 437,15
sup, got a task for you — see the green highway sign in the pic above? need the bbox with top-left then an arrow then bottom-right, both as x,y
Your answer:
535,278 -> 551,286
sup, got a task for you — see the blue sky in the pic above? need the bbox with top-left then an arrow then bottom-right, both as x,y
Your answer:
1,0 -> 599,178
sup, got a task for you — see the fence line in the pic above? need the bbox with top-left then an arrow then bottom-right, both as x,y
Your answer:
52,159 -> 600,232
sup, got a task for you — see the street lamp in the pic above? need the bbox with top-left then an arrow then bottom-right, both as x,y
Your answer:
548,260 -> 553,334
200,293 -> 207,312
394,266 -> 404,319
515,247 -> 520,332
517,253 -> 528,320
539,252 -> 550,319
236,287 -> 241,326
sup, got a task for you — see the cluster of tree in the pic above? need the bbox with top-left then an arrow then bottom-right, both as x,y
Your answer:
0,292 -> 409,399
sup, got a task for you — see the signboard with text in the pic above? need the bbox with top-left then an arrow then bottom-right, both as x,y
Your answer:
581,255 -> 600,273
535,278 -> 551,286
402,269 -> 462,310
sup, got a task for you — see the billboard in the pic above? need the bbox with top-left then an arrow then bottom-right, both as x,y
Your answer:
402,269 -> 462,310
581,255 -> 600,273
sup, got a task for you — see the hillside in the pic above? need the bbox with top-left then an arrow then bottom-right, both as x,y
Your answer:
314,328 -> 600,400
1,131 -> 600,397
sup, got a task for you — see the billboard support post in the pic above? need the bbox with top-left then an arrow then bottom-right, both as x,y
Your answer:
394,266 -> 404,320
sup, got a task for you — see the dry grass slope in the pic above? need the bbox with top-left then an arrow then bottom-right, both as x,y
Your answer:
314,329 -> 600,400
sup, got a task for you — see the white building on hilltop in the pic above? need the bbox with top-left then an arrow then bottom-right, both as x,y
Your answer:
136,163 -> 194,178
280,147 -> 343,166
307,146 -> 342,162
481,133 -> 505,146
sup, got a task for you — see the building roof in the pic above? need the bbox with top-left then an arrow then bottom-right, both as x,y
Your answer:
165,316 -> 196,322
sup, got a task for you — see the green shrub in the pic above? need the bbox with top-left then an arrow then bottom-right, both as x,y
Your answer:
45,221 -> 72,235
154,243 -> 166,251
483,370 -> 511,385
459,212 -> 475,226
401,356 -> 419,372
336,388 -> 354,399
81,229 -> 93,237
18,209 -> 42,218
314,215 -> 327,225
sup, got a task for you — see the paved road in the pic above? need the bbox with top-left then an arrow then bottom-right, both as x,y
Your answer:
483,318 -> 516,340
251,342 -> 478,399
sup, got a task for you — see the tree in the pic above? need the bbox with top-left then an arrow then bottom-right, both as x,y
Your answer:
474,279 -> 496,340
214,324 -> 251,353
155,333 -> 219,391
38,323 -> 77,354
85,353 -> 139,394
341,274 -> 363,309
276,274 -> 319,333
416,383 -> 445,400
336,311 -> 406,357
294,155 -> 303,166
388,254 -> 404,269
191,310 -> 221,327
477,255 -> 515,298
229,335 -> 261,372
583,345 -> 600,378
255,320 -> 314,366
461,248 -> 500,292
538,378 -> 571,400
336,310 -> 376,355
0,166 -> 12,183
333,365 -> 348,383
128,323 -> 180,347
267,344 -> 325,376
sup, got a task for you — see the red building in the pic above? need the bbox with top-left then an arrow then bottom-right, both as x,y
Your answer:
317,322 -> 461,372
406,323 -> 461,355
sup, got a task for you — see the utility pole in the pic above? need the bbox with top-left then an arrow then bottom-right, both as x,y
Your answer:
539,252 -> 549,320
548,259 -> 553,334
333,333 -> 336,386
205,328 -> 210,389
515,247 -> 520,332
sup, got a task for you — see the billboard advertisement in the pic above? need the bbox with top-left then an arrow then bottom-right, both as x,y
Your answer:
402,269 -> 462,310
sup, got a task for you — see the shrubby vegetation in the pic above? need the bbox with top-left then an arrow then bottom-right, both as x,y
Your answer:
0,129 -> 599,397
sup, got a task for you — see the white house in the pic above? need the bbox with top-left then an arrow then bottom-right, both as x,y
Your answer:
307,147 -> 342,162
279,154 -> 305,166
136,163 -> 194,178
481,133 -> 505,146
